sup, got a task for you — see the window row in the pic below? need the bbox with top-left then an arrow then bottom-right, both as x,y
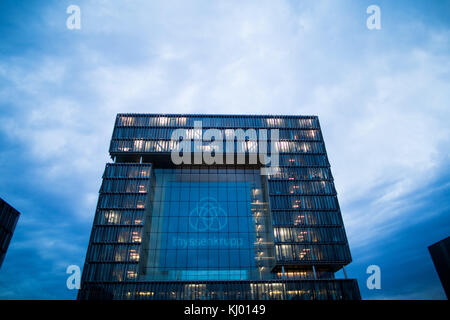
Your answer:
275,244 -> 351,262
116,115 -> 319,129
95,210 -> 145,226
276,141 -> 325,153
82,263 -> 138,282
92,226 -> 143,244
101,167 -> 331,182
267,167 -> 332,180
100,179 -> 150,194
98,194 -> 148,209
273,227 -> 346,243
110,139 -> 325,154
87,244 -> 141,263
104,164 -> 152,179
270,195 -> 338,210
269,180 -> 335,195
155,167 -> 261,175
79,280 -> 360,300
274,270 -> 335,280
113,127 -> 322,141
272,211 -> 343,226
278,154 -> 328,167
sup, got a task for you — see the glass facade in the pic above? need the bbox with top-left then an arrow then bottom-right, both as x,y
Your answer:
428,237 -> 450,299
78,114 -> 360,300
140,168 -> 274,281
81,279 -> 360,300
0,198 -> 20,268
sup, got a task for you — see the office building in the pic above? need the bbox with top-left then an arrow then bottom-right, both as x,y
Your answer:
428,237 -> 450,299
0,198 -> 20,268
78,114 -> 360,300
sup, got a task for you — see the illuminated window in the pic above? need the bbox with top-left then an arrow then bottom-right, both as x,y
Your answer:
137,291 -> 153,296
106,211 -> 120,224
120,116 -> 134,126
140,170 -> 148,177
294,214 -> 305,226
266,118 -> 284,127
118,146 -> 131,152
129,249 -> 139,261
131,231 -> 141,243
134,140 -> 144,151
298,248 -> 310,259
157,116 -> 169,126
296,231 -> 307,242
136,201 -> 145,209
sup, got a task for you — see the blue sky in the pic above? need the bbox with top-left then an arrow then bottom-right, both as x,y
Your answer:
0,0 -> 449,299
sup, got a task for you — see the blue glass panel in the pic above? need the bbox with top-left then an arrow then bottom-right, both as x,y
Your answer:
150,176 -> 259,280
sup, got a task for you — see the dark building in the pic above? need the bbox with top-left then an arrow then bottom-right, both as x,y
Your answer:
0,198 -> 20,268
78,114 -> 360,300
428,237 -> 450,299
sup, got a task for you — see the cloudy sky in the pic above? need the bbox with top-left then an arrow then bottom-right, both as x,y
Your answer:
0,0 -> 449,299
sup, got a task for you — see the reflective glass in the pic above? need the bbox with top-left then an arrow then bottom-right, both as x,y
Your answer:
140,168 -> 274,281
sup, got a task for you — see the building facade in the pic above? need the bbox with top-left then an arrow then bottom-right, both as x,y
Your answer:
428,237 -> 450,299
78,114 -> 360,300
0,198 -> 20,269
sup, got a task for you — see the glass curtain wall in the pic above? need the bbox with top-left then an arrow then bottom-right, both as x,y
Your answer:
139,167 -> 275,281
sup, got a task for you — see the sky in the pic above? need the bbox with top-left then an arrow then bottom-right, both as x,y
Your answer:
0,0 -> 449,300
